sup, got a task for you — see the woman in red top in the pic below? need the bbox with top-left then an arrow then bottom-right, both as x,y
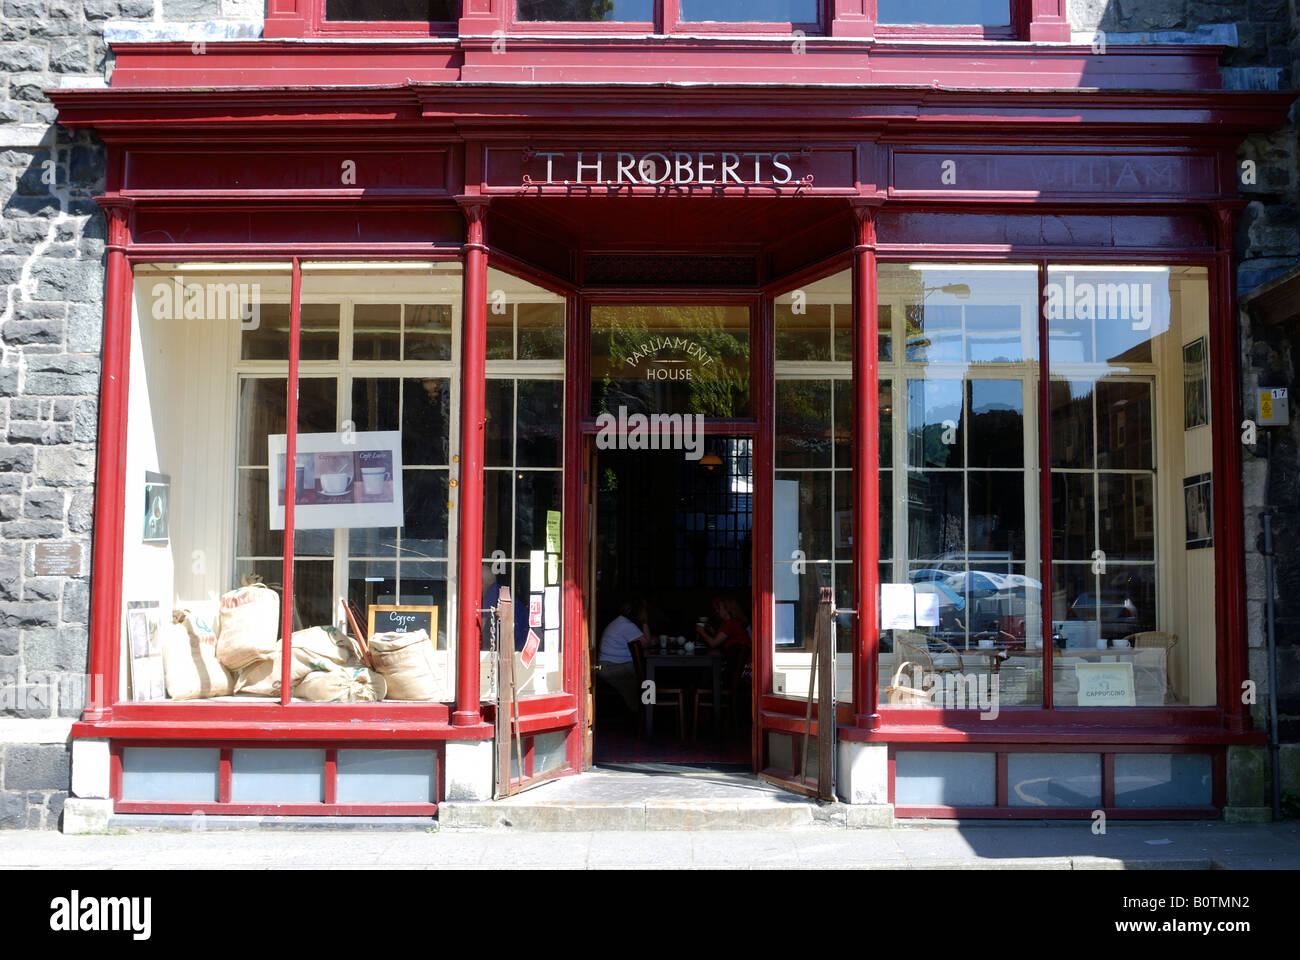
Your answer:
696,595 -> 750,654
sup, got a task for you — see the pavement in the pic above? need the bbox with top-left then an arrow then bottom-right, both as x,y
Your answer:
2,819 -> 1298,870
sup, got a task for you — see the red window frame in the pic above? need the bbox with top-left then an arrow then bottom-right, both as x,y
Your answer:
265,0 -> 460,38
265,0 -> 1071,40
873,0 -> 1022,40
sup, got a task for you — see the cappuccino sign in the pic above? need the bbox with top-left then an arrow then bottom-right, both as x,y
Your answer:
524,149 -> 804,187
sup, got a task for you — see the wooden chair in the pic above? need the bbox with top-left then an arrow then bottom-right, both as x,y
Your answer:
894,631 -> 965,677
627,640 -> 687,740
693,646 -> 749,739
1123,631 -> 1179,704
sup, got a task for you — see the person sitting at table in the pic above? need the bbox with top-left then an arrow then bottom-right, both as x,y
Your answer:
696,595 -> 750,656
597,595 -> 655,714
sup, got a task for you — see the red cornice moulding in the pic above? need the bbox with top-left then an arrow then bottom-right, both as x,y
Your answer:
95,36 -> 1234,90
47,85 -> 1296,139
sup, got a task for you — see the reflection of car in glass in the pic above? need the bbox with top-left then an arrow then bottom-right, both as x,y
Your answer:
1069,590 -> 1139,638
908,568 -> 952,583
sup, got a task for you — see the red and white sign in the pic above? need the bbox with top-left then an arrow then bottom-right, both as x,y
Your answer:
529,595 -> 543,628
521,629 -> 541,668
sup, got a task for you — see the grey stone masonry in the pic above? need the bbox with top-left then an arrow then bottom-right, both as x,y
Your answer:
0,0 -> 262,829
1,0 -> 110,831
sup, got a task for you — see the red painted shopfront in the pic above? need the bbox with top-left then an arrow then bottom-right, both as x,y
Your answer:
51,20 -> 1295,819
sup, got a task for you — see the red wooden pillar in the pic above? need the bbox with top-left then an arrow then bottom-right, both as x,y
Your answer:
852,200 -> 882,728
1025,0 -> 1071,42
279,259 -> 302,706
830,0 -> 876,37
84,195 -> 132,722
453,197 -> 490,727
1211,203 -> 1250,733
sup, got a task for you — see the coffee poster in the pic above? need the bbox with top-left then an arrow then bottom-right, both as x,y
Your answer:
268,431 -> 404,530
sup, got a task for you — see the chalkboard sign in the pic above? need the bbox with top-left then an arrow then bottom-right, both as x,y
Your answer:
368,604 -> 438,642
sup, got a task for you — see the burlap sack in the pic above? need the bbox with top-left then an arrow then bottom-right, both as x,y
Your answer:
290,625 -> 361,684
217,583 -> 281,671
161,605 -> 235,700
233,654 -> 282,697
368,629 -> 440,700
294,665 -> 387,703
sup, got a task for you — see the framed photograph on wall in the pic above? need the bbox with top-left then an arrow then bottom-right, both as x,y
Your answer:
142,471 -> 170,544
1183,337 -> 1209,430
1183,473 -> 1213,549
126,600 -> 165,701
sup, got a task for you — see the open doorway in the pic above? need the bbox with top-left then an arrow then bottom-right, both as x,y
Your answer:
589,435 -> 754,768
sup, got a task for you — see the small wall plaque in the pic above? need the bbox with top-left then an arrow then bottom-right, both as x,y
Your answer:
28,541 -> 84,577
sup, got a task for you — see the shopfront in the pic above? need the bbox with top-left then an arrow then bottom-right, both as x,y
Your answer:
51,62 -> 1292,820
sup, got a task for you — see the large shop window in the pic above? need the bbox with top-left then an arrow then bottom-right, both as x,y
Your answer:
124,262 -> 463,706
770,270 -> 861,701
481,268 -> 567,698
875,0 -> 1010,25
874,263 -> 1215,713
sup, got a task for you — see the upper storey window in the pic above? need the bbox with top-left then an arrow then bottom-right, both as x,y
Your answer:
325,0 -> 457,19
517,0 -> 652,21
678,0 -> 819,22
514,0 -> 820,30
876,0 -> 1010,26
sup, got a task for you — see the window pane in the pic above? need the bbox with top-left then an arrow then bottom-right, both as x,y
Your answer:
833,379 -> 853,468
877,0 -> 1009,25
485,379 -> 514,468
1051,473 -> 1094,564
353,303 -> 401,361
483,469 -> 513,560
590,304 -> 750,418
968,470 -> 1025,559
514,471 -> 562,559
238,377 -> 286,466
967,380 -> 1023,468
348,561 -> 397,624
905,472 -> 964,564
326,0 -> 457,19
402,377 -> 451,466
351,378 -> 400,433
518,302 -> 565,360
401,470 -> 449,559
1096,381 -> 1153,470
908,378 -> 963,469
517,0 -> 652,21
404,304 -> 451,361
775,471 -> 832,562
1098,473 -> 1155,561
775,302 -> 831,361
775,380 -> 831,469
681,0 -> 818,20
1050,380 -> 1094,469
402,562 -> 449,649
325,0 -> 457,17
517,380 -> 563,468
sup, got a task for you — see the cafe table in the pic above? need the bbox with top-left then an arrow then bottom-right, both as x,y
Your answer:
644,648 -> 723,738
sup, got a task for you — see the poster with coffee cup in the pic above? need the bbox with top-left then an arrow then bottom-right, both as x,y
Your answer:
269,431 -> 403,530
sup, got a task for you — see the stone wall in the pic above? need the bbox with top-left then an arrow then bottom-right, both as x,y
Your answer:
0,0 -> 264,830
